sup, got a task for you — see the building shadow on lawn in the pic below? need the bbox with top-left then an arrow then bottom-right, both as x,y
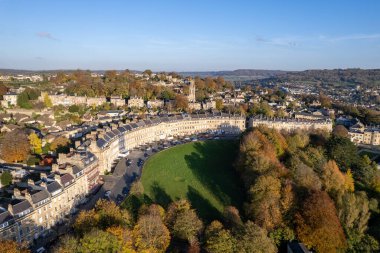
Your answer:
184,140 -> 244,211
187,185 -> 221,222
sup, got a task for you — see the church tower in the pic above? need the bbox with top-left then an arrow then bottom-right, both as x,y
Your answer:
188,80 -> 196,103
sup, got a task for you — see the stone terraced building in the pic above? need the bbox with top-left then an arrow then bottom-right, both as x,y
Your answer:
89,112 -> 246,174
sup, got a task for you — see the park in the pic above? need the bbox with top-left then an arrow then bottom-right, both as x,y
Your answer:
140,140 -> 245,221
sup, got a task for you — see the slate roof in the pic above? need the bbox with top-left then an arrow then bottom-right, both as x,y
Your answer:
287,242 -> 310,253
46,181 -> 62,194
60,173 -> 75,186
72,166 -> 82,175
30,189 -> 50,204
0,209 -> 12,224
11,199 -> 32,215
96,138 -> 107,148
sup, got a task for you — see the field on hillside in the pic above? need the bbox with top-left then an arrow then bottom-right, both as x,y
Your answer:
140,140 -> 244,221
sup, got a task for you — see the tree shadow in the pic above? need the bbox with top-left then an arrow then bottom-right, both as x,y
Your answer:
187,185 -> 221,222
184,140 -> 245,212
150,181 -> 172,208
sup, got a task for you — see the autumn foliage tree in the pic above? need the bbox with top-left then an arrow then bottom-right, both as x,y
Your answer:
204,221 -> 235,253
133,205 -> 170,252
320,160 -> 354,195
166,199 -> 203,243
295,191 -> 347,253
50,136 -> 70,153
174,94 -> 188,111
29,132 -> 42,154
0,240 -> 29,253
235,221 -> 277,253
0,130 -> 30,162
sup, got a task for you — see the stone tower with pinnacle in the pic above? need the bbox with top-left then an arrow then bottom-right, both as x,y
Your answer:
188,79 -> 196,103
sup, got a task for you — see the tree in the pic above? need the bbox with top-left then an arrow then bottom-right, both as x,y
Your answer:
129,181 -> 144,196
215,99 -> 224,110
223,206 -> 243,229
143,69 -> 153,76
235,221 -> 277,253
1,171 -> 12,186
95,199 -> 131,229
50,136 -> 70,153
166,200 -> 203,242
320,160 -> 348,194
174,94 -> 188,111
295,191 -> 347,253
0,84 -> 8,99
106,226 -> 136,253
68,104 -> 80,113
344,169 -> 355,192
205,221 -> 235,253
53,234 -> 78,253
17,92 -> 32,109
172,209 -> 203,242
73,209 -> 99,236
43,93 -> 53,108
332,125 -> 348,138
259,101 -> 274,117
336,191 -> 377,251
79,229 -> 121,253
133,205 -> 170,253
0,240 -> 30,253
17,88 -> 40,109
0,130 -> 30,162
326,136 -> 358,171
29,132 -> 42,154
319,93 -> 332,108
246,175 -> 282,231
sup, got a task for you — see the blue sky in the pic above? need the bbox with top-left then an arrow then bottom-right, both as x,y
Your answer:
1,0 -> 380,71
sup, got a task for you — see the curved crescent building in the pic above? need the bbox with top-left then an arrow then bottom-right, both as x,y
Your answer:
88,112 -> 246,174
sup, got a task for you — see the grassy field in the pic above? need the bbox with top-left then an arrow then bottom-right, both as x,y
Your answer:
140,140 -> 244,221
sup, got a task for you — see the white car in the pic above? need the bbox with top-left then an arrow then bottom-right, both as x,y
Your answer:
118,150 -> 130,158
104,190 -> 111,198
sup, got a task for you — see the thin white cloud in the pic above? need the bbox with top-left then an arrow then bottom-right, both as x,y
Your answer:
255,36 -> 299,47
255,33 -> 380,48
320,33 -> 380,42
35,32 -> 58,41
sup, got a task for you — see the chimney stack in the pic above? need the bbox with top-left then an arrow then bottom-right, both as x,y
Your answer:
40,182 -> 47,189
54,174 -> 61,182
25,191 -> 32,203
52,163 -> 59,172
7,204 -> 14,215
13,188 -> 21,198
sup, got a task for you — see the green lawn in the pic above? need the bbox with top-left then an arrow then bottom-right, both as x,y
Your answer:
140,140 -> 244,221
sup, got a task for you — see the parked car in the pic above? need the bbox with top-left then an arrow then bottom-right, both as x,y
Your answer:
36,247 -> 46,253
118,150 -> 130,158
122,187 -> 129,195
104,190 -> 111,198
